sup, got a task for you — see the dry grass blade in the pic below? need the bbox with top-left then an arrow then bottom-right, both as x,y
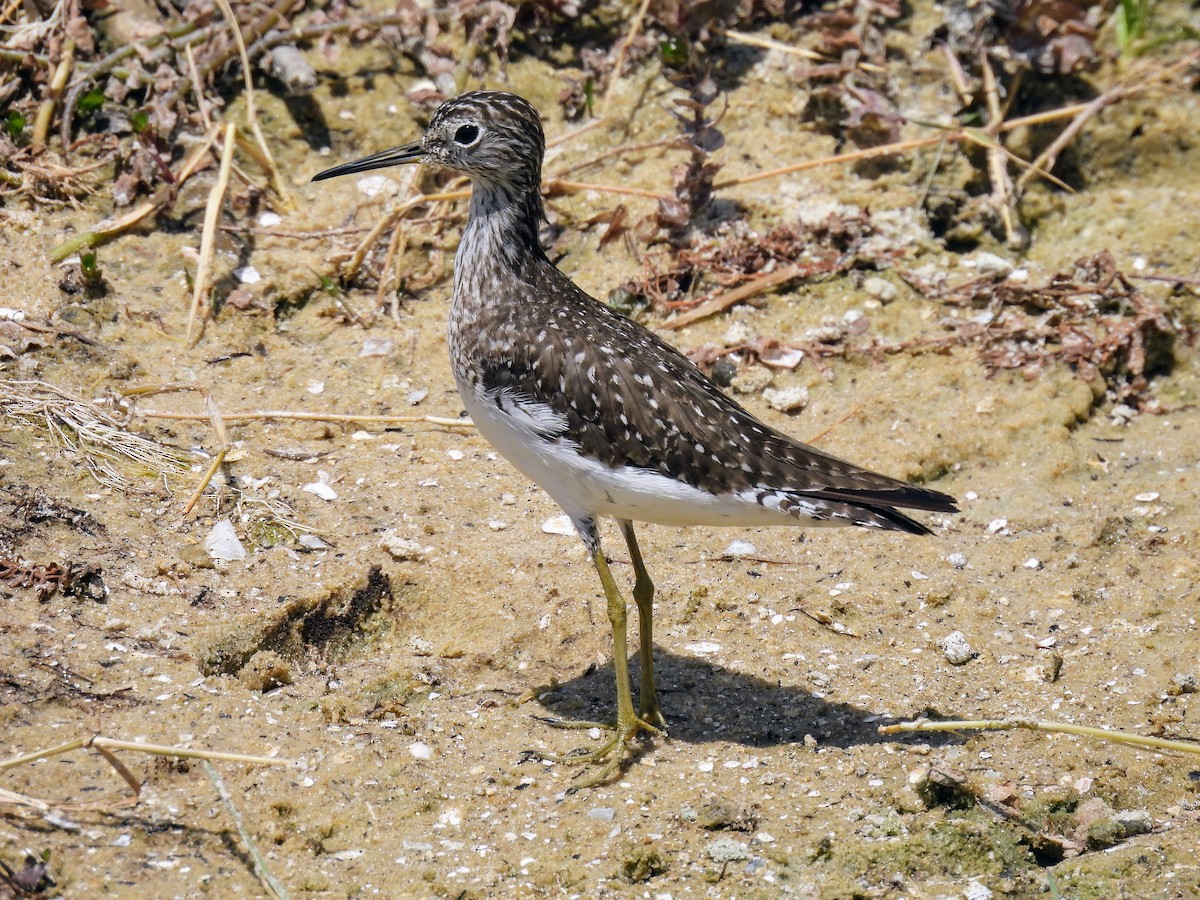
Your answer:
132,408 -> 474,429
0,379 -> 191,492
600,0 -> 652,118
880,717 -> 1200,757
1,734 -> 290,820
979,54 -> 1020,247
713,135 -> 948,190
203,760 -> 291,900
214,0 -> 294,211
719,28 -> 834,64
186,122 -> 237,347
545,178 -> 673,202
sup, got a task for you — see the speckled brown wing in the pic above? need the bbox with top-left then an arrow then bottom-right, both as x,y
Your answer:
473,265 -> 957,532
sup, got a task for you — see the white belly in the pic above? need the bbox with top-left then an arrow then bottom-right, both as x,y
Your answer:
459,382 -> 800,530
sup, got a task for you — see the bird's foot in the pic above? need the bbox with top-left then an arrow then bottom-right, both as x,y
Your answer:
524,712 -> 664,792
639,699 -> 668,733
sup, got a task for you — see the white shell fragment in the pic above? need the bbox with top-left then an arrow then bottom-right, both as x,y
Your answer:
204,519 -> 246,562
302,481 -> 337,501
232,265 -> 261,284
359,337 -> 395,358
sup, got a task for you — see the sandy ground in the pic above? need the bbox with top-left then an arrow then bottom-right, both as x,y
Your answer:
2,15 -> 1200,900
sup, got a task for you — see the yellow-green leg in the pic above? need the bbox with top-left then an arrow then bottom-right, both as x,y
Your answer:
531,543 -> 661,790
620,519 -> 667,731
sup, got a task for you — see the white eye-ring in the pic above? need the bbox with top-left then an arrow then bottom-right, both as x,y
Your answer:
453,124 -> 481,146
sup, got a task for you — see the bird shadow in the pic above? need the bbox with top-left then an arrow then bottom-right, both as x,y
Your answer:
533,648 -> 961,750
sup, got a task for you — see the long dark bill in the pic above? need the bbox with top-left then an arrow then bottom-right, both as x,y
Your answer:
311,140 -> 424,182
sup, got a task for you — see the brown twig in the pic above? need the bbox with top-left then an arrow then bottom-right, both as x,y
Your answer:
660,264 -> 803,331
48,126 -> 219,262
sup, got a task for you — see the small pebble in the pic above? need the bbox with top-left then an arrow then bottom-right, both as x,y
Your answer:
707,837 -> 748,864
685,642 -> 722,655
408,742 -> 433,760
233,265 -> 261,284
1113,809 -> 1152,837
587,807 -> 615,821
987,518 -> 1009,534
723,540 -> 757,558
947,552 -> 968,568
541,515 -> 577,537
1110,403 -> 1138,425
1169,672 -> 1197,695
862,276 -> 898,303
730,366 -> 773,394
762,385 -> 809,413
258,212 -> 282,227
971,251 -> 1013,275
1135,491 -> 1159,502
965,880 -> 994,900
1024,557 -> 1043,570
380,530 -> 428,561
940,631 -> 974,665
804,324 -> 843,343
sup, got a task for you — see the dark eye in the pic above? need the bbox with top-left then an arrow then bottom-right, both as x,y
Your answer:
454,124 -> 479,145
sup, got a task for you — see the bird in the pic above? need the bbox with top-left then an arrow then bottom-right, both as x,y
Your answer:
313,91 -> 958,789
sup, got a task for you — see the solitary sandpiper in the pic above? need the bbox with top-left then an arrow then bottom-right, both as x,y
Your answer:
314,91 -> 958,788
